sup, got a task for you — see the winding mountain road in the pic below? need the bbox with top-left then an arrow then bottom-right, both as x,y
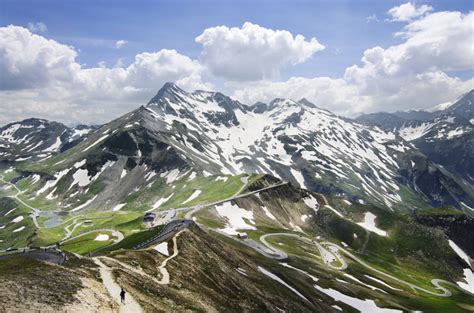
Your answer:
321,241 -> 462,297
0,175 -> 42,228
237,230 -> 470,298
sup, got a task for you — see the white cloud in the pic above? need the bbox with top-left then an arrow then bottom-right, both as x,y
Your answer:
0,26 -> 209,125
345,11 -> 474,89
233,11 -> 474,115
366,14 -> 379,23
388,2 -> 433,22
27,22 -> 47,33
0,8 -> 472,126
195,22 -> 325,81
0,25 -> 78,90
231,77 -> 370,116
115,40 -> 127,49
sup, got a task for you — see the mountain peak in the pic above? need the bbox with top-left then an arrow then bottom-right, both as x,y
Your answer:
147,82 -> 187,106
298,98 -> 317,108
161,81 -> 180,91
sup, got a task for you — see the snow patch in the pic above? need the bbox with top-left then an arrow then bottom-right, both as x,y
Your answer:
83,134 -> 109,152
121,169 -> 127,179
258,266 -> 309,302
215,176 -> 228,182
364,275 -> 401,291
183,190 -> 202,204
154,242 -> 169,256
303,195 -> 319,212
261,206 -> 276,220
152,193 -> 174,209
215,202 -> 256,235
357,212 -> 387,237
95,234 -> 109,241
71,195 -> 98,212
457,268 -> 474,294
11,215 -> 24,223
12,226 -> 26,232
112,203 -> 126,212
449,240 -> 471,267
314,284 -> 402,312
291,168 -> 307,189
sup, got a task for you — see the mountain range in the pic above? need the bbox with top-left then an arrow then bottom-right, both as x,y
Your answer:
0,83 -> 473,312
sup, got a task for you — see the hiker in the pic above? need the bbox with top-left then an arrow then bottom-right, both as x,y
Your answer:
120,288 -> 126,304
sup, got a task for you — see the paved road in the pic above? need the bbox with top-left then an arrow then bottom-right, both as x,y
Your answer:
213,221 -> 470,298
147,208 -> 188,227
258,232 -> 347,269
134,219 -> 193,250
184,181 -> 288,220
0,248 -> 66,265
321,241 -> 472,297
0,175 -> 42,228
60,228 -> 124,245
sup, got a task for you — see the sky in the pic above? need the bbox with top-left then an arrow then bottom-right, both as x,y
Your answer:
0,0 -> 473,125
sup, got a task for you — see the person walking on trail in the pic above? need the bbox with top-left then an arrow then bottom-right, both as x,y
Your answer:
120,288 -> 126,304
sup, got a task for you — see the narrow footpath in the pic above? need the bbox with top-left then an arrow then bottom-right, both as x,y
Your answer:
93,258 -> 142,313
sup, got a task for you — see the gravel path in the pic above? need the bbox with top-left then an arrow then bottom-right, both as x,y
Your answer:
93,258 -> 142,312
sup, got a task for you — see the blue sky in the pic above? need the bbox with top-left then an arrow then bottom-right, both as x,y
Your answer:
0,0 -> 473,124
2,0 -> 470,79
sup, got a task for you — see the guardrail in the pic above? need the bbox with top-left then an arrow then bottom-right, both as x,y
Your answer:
0,247 -> 67,265
133,220 -> 191,250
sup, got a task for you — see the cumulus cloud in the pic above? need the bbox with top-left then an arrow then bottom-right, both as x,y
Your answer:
345,11 -> 474,97
0,25 -> 78,90
0,25 -> 209,125
231,77 -> 370,115
232,11 -> 474,115
195,22 -> 325,81
115,40 -> 127,49
388,2 -> 433,22
1,8 -> 472,125
27,22 -> 47,33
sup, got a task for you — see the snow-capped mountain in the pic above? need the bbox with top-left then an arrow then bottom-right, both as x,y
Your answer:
2,83 -> 474,312
9,82 -> 470,214
357,91 -> 474,189
0,118 -> 96,161
142,83 -> 474,210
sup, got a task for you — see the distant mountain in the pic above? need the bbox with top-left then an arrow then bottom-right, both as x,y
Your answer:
356,90 -> 474,193
3,83 -> 472,214
0,118 -> 96,162
1,83 -> 474,312
355,112 -> 407,130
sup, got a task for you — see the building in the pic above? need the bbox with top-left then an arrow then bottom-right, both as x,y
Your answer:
143,212 -> 156,223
